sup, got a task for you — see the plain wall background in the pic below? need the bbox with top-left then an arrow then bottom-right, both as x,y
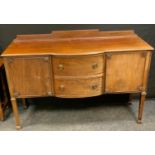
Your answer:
0,24 -> 154,98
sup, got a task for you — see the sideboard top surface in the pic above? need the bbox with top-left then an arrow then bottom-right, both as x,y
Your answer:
2,29 -> 154,57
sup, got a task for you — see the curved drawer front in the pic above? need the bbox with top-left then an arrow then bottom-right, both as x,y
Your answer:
54,76 -> 103,98
53,55 -> 104,76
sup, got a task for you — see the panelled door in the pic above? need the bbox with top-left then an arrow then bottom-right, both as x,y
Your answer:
105,51 -> 147,93
6,56 -> 52,97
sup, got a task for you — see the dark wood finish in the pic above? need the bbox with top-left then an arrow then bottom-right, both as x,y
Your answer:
1,29 -> 154,129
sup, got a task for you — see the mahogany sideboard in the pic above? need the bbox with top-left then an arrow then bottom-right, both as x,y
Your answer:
1,29 -> 154,129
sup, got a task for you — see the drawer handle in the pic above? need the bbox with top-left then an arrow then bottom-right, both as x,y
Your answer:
58,64 -> 64,71
91,85 -> 98,90
59,85 -> 65,91
92,63 -> 98,69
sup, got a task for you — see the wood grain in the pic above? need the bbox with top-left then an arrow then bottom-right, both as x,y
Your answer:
53,55 -> 104,76
51,29 -> 100,38
5,56 -> 53,97
2,29 -> 154,128
15,29 -> 100,41
105,51 -> 146,92
2,30 -> 153,57
16,34 -> 52,40
54,76 -> 103,98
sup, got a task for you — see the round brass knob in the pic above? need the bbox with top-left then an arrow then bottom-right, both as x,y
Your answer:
58,64 -> 64,71
92,63 -> 98,69
59,85 -> 65,91
91,85 -> 98,90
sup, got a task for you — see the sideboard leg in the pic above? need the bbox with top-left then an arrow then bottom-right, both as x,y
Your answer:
128,94 -> 133,105
0,103 -> 4,121
11,98 -> 21,130
137,92 -> 147,124
22,98 -> 28,110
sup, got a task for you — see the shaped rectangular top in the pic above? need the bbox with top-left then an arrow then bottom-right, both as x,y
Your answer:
2,29 -> 154,56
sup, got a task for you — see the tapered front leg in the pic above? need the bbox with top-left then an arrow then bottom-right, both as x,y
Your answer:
11,98 -> 21,129
128,94 -> 133,105
138,92 -> 147,124
22,98 -> 28,110
0,103 -> 4,121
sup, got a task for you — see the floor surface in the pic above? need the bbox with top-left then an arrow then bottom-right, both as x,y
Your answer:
0,96 -> 155,131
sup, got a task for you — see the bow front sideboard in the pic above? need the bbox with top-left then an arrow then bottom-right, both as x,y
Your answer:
1,29 -> 154,129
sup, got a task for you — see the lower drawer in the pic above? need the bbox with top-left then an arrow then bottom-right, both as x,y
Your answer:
54,77 -> 103,98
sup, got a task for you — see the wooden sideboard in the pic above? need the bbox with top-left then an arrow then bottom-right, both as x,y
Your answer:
1,29 -> 154,129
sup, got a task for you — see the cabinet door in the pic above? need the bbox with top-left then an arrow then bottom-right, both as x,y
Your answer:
105,52 -> 147,93
6,57 -> 52,97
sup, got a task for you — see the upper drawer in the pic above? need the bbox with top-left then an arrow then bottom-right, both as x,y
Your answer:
53,55 -> 104,76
